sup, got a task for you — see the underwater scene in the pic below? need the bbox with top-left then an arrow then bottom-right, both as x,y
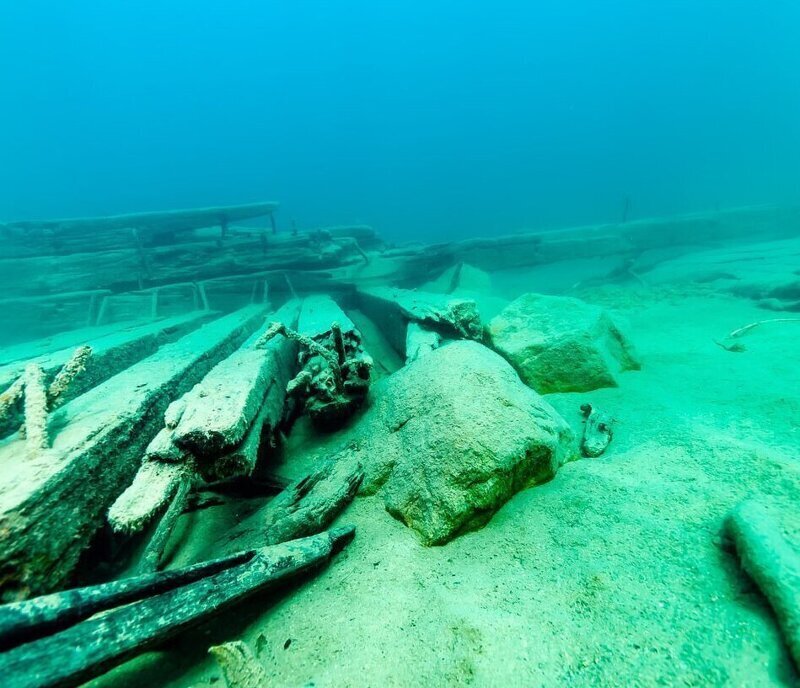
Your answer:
1,2 -> 800,687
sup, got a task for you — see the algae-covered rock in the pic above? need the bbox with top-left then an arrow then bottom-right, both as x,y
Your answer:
338,340 -> 573,545
488,293 -> 640,394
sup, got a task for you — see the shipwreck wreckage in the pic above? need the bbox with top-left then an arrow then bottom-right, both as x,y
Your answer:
0,201 -> 799,686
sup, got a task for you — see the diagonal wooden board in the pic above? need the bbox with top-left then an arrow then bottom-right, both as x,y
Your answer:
0,305 -> 267,600
0,310 -> 219,437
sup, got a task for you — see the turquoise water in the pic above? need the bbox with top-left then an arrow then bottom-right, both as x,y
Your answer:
1,4 -> 800,687
1,1 -> 799,241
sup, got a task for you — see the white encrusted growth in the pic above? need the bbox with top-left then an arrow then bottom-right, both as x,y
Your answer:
0,377 -> 25,422
23,364 -> 49,451
0,345 -> 93,451
47,345 -> 92,409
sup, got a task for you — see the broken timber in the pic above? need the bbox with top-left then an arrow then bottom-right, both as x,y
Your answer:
171,299 -> 302,466
0,306 -> 266,600
108,300 -> 302,557
0,527 -> 354,688
0,310 -> 217,438
0,550 -> 253,650
357,286 -> 483,359
222,460 -> 364,553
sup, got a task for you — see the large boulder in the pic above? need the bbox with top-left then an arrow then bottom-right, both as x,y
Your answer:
336,341 -> 573,545
488,293 -> 640,394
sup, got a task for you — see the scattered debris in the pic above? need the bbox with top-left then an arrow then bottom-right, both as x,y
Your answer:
261,295 -> 372,430
714,339 -> 746,353
727,317 -> 800,339
579,404 -> 614,457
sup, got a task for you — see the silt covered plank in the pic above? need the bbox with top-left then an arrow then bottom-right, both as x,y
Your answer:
0,305 -> 266,600
2,201 -> 278,238
0,310 -> 219,438
170,299 -> 302,466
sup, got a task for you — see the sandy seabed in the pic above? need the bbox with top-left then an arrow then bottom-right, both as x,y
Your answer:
91,238 -> 800,688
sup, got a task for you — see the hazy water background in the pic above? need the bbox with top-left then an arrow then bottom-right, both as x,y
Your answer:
1,1 -> 799,243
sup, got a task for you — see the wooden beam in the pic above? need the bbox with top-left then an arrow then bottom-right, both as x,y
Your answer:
0,306 -> 266,600
0,311 -> 218,438
3,202 -> 279,238
0,527 -> 354,688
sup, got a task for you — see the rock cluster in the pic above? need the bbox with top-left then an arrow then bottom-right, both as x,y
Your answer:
488,293 -> 640,394
335,340 -> 573,545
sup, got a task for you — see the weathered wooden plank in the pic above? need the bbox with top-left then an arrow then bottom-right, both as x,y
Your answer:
357,287 -> 483,357
0,306 -> 266,600
208,388 -> 275,483
0,550 -> 253,650
2,202 -> 278,238
0,311 -> 218,437
0,527 -> 354,688
171,300 -> 301,464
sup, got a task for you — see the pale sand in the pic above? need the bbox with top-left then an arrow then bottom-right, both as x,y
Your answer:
90,249 -> 800,687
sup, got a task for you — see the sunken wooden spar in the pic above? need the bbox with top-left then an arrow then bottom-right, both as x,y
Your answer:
0,550 -> 253,651
0,306 -> 266,601
2,202 -> 278,239
0,527 -> 355,688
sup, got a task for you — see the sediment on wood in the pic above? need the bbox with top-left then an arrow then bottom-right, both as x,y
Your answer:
0,305 -> 266,600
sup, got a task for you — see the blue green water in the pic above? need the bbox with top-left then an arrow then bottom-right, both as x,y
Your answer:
1,1 -> 799,242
